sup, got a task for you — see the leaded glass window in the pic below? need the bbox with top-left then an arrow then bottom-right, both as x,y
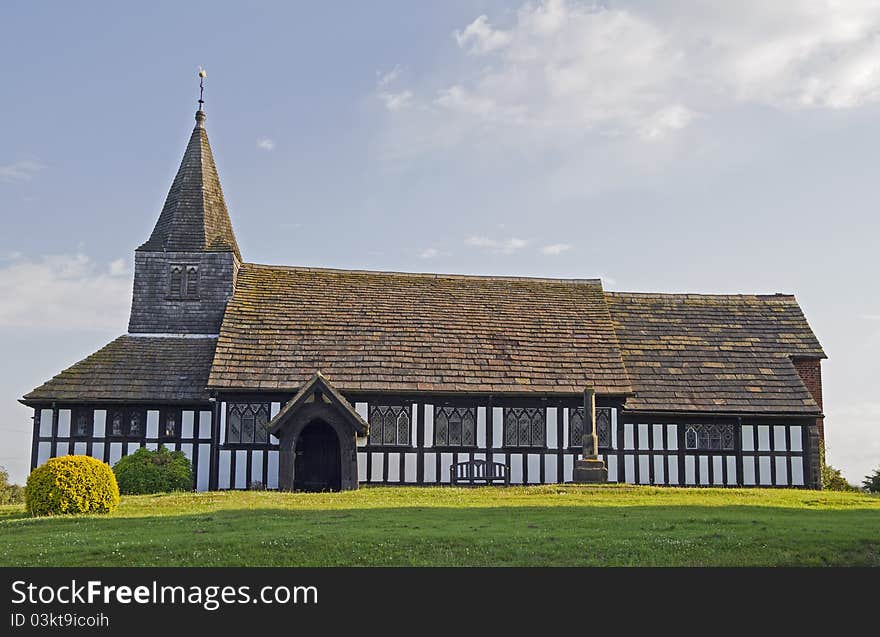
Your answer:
434,406 -> 476,447
369,405 -> 411,446
685,424 -> 735,451
503,407 -> 545,448
162,409 -> 179,439
127,410 -> 143,437
568,407 -> 612,449
596,408 -> 611,448
226,403 -> 270,445
109,409 -> 124,437
73,409 -> 92,437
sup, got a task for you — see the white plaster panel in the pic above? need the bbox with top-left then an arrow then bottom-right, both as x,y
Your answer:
39,409 -> 53,437
653,455 -> 665,484
528,454 -> 541,483
424,404 -> 434,448
93,411 -> 106,438
109,443 -> 123,466
510,454 -> 523,484
251,450 -> 263,485
440,453 -> 453,483
266,450 -> 279,490
57,410 -> 70,438
423,453 -> 437,482
357,453 -> 368,482
199,411 -> 212,439
638,424 -> 649,450
562,408 -> 569,449
218,450 -> 231,489
638,455 -> 650,484
741,425 -> 754,451
624,455 -> 635,483
197,445 -> 211,491
775,457 -> 788,486
653,424 -> 664,450
699,456 -> 710,485
544,454 -> 558,482
235,450 -> 248,489
492,408 -> 503,448
743,456 -> 756,485
387,453 -> 401,482
684,456 -> 696,485
476,407 -> 487,448
73,442 -> 87,456
606,454 -> 617,482
91,443 -> 105,463
37,442 -> 51,465
773,425 -> 787,451
666,424 -> 677,450
181,411 -> 195,439
791,457 -> 804,486
713,456 -> 724,485
563,454 -> 574,482
623,424 -> 634,450
759,456 -> 772,485
546,408 -> 557,450
404,453 -> 417,482
146,410 -> 159,438
726,456 -> 737,486
790,426 -> 803,452
370,452 -> 384,482
757,426 -> 771,451
667,456 -> 679,485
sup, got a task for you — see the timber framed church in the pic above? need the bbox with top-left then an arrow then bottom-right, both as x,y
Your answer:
22,103 -> 828,491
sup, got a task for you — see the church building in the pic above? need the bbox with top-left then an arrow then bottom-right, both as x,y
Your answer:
22,100 -> 828,491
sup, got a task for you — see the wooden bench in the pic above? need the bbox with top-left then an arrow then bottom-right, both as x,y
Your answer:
450,459 -> 510,486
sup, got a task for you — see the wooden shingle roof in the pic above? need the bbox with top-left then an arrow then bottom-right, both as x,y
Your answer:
23,335 -> 217,403
606,292 -> 825,414
208,264 -> 633,395
137,111 -> 241,260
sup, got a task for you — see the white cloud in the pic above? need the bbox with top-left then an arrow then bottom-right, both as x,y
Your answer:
0,160 -> 43,183
380,90 -> 414,112
454,15 -> 513,54
541,243 -> 572,255
256,138 -> 275,151
465,236 -> 529,254
0,253 -> 131,331
419,248 -> 440,259
378,0 -> 880,156
376,66 -> 415,112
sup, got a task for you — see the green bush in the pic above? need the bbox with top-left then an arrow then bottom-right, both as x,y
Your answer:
113,446 -> 193,495
0,466 -> 24,505
25,456 -> 119,516
862,467 -> 880,493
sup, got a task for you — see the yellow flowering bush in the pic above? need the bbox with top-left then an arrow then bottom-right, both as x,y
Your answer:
25,456 -> 120,516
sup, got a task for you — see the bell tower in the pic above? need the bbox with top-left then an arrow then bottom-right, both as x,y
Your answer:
128,71 -> 241,335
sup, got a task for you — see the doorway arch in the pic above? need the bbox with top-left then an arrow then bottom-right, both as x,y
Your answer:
294,420 -> 342,492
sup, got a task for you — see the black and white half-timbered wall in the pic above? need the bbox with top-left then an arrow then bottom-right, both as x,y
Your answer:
22,106 -> 828,491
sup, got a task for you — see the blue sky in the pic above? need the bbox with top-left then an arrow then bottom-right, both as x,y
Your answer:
1,0 -> 878,484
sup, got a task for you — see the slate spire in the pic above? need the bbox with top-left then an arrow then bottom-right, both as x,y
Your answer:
138,106 -> 242,261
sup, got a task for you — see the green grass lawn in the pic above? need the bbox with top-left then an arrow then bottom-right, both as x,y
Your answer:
1,485 -> 878,566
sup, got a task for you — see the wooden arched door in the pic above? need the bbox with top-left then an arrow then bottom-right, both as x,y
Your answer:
293,420 -> 342,492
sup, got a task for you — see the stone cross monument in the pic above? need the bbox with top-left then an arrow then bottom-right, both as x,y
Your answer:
572,387 -> 608,483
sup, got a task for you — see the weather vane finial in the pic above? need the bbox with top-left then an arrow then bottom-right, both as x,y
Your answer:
197,66 -> 207,111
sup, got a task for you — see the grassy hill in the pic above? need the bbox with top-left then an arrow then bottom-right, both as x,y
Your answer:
1,485 -> 878,566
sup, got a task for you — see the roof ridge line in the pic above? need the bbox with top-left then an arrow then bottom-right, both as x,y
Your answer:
243,262 -> 604,285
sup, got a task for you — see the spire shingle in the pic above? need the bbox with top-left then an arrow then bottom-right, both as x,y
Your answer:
138,111 -> 241,260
